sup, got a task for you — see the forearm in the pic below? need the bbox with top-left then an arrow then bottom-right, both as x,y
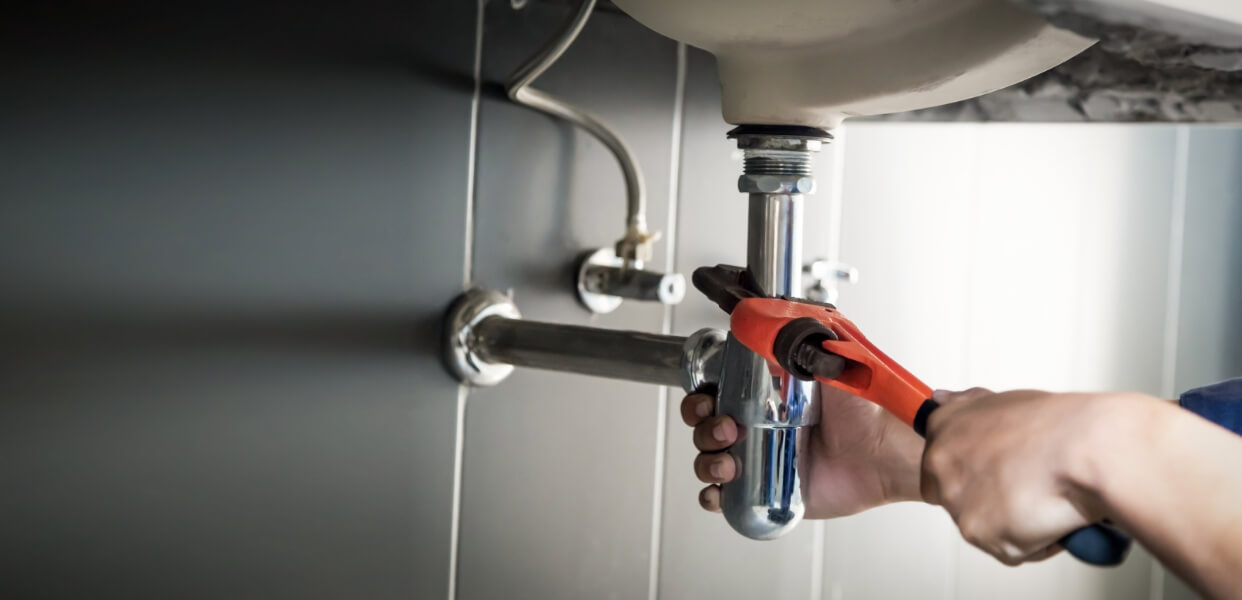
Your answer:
879,416 -> 926,504
1078,396 -> 1242,600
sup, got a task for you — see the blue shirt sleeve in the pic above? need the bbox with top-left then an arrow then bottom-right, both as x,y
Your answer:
1179,378 -> 1242,436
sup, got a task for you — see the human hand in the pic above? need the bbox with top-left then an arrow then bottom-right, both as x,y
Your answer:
920,388 -> 1138,565
682,383 -> 924,520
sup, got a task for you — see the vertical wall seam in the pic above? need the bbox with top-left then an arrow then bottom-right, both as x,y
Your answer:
1161,126 -> 1190,401
660,48 -> 687,321
824,127 -> 847,265
448,2 -> 486,599
461,0 -> 485,292
1151,125 -> 1191,600
647,41 -> 686,600
447,386 -> 469,600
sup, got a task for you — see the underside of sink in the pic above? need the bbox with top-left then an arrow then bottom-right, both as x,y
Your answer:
613,0 -> 1094,128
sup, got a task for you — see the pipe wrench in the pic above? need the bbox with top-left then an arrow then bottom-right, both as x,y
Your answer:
692,264 -> 1132,567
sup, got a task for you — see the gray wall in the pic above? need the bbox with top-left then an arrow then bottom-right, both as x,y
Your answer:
2,2 -> 1239,599
458,5 -> 678,599
1,1 -> 476,598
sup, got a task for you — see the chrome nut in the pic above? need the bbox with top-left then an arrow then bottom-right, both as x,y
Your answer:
732,135 -> 825,152
737,174 -> 816,194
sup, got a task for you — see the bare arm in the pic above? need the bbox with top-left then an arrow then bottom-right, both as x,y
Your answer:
922,389 -> 1242,599
1088,396 -> 1242,599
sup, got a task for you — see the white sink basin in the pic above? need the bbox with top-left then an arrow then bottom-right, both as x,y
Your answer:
613,0 -> 1094,128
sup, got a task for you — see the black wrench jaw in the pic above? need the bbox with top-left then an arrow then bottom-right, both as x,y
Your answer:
693,264 -> 839,314
694,265 -> 848,382
773,317 -> 844,381
691,265 -> 764,315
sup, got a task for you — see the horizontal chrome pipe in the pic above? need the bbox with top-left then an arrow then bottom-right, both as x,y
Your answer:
582,264 -> 686,305
444,288 -> 726,392
473,317 -> 686,387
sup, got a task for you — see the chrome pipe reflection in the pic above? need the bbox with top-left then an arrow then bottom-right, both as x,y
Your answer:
473,316 -> 688,387
442,289 -> 728,392
717,334 -> 819,539
716,127 -> 827,540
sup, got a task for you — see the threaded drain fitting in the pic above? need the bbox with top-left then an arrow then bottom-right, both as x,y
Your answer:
743,149 -> 814,176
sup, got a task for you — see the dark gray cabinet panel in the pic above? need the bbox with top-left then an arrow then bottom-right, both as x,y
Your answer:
0,2 -> 477,598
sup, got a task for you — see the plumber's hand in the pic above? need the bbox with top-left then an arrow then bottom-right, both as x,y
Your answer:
920,388 -> 1121,565
683,385 -> 924,519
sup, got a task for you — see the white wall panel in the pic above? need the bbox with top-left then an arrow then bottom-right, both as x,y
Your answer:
956,125 -> 1174,600
832,123 -> 1179,600
821,123 -> 981,600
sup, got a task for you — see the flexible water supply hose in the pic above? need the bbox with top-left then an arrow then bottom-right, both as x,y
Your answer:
505,0 -> 655,264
